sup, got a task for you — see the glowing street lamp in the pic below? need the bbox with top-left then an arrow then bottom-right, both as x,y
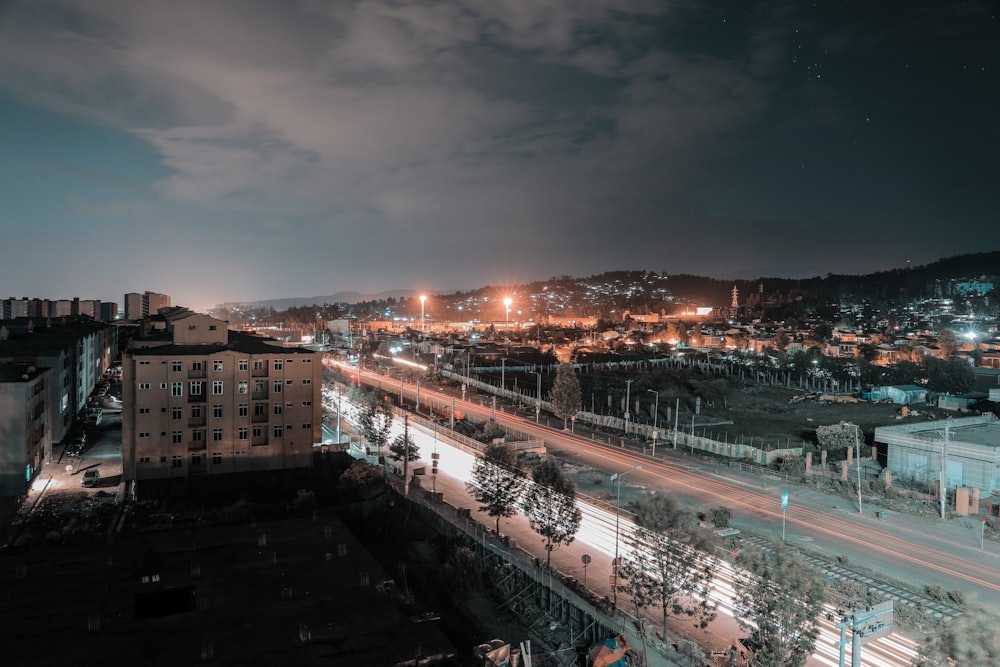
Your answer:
503,296 -> 512,325
610,464 -> 642,610
419,295 -> 426,333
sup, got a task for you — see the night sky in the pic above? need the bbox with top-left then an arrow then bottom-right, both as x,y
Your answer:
1,1 -> 997,311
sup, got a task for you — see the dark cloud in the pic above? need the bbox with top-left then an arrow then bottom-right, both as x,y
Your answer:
0,0 -> 996,308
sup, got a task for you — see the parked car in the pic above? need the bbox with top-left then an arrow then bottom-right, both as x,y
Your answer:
81,469 -> 101,488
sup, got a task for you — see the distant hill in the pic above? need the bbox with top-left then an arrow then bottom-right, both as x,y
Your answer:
243,290 -> 415,310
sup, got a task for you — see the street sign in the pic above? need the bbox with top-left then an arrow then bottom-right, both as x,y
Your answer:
781,492 -> 789,510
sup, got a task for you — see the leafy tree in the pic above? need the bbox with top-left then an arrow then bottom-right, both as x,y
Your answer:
355,389 -> 393,459
733,542 -> 826,667
924,357 -> 974,394
913,607 -> 1000,666
522,458 -> 582,567
388,415 -> 420,464
619,495 -> 717,645
466,443 -> 526,536
550,363 -> 582,429
936,328 -> 959,358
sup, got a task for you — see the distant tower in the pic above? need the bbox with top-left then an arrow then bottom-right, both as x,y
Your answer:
729,285 -> 739,319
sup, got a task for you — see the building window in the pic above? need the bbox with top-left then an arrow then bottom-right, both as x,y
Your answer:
302,401 -> 312,406
209,325 -> 217,331
302,379 -> 312,385
172,407 -> 183,420
171,361 -> 182,372
286,379 -> 293,385
213,404 -> 223,418
213,428 -> 223,442
160,456 -> 167,463
254,403 -> 266,417
273,359 -> 283,371
273,425 -> 283,438
172,431 -> 182,444
172,456 -> 182,467
212,360 -> 223,372
188,325 -> 196,330
238,381 -> 248,394
213,381 -> 224,395
239,359 -> 248,372
252,426 -> 264,438
171,382 -> 183,397
302,358 -> 312,363
253,360 -> 264,371
239,403 -> 248,417
192,405 -> 203,419
285,401 -> 293,407
192,361 -> 203,372
190,381 -> 204,395
212,453 -> 222,465
159,383 -> 167,390
139,360 -> 150,366
139,407 -> 150,415
139,432 -> 150,438
238,427 -> 248,440
254,380 -> 265,394
139,457 -> 150,463
192,430 -> 204,442
273,380 -> 282,393
302,423 -> 311,430
273,403 -> 283,416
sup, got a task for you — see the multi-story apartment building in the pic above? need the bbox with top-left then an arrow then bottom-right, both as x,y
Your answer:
124,291 -> 171,320
121,309 -> 321,492
0,363 -> 51,497
0,316 -> 114,445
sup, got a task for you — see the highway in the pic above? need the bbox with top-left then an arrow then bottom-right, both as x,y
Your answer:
335,364 -> 1000,665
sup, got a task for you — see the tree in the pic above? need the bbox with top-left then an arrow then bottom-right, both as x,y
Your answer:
733,543 -> 826,667
388,415 -> 420,494
466,443 -> 526,536
936,328 -> 959,359
355,389 -> 393,459
550,363 -> 582,429
619,495 -> 717,645
913,607 -> 1000,666
522,457 -> 582,567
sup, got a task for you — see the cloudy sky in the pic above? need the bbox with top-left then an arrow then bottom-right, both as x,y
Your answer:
1,1 -> 996,311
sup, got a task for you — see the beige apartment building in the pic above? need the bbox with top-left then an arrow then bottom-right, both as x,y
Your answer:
121,309 -> 322,488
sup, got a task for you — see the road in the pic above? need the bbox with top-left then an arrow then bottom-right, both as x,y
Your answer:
339,365 -> 1000,665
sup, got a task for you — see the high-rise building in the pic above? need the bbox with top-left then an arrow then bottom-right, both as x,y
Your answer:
121,308 -> 321,491
124,291 -> 172,319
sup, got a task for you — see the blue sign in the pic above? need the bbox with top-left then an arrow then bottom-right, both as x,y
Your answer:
781,492 -> 789,510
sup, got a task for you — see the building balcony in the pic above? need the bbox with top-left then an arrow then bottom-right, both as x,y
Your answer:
188,369 -> 207,379
251,368 -> 268,377
188,393 -> 206,403
188,440 -> 207,451
251,436 -> 268,446
188,416 -> 206,427
252,390 -> 268,400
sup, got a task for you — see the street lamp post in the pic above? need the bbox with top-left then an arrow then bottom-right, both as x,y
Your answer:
501,358 -> 505,391
647,389 -> 659,456
503,296 -> 512,327
610,464 -> 642,610
419,295 -> 426,333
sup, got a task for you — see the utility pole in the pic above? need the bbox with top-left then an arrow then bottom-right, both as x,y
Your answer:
940,418 -> 952,520
855,424 -> 863,515
647,389 -> 659,456
673,397 -> 679,448
624,379 -> 633,435
402,414 -> 411,496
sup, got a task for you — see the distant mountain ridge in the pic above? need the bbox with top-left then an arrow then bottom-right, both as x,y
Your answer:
242,290 -> 415,310
235,251 -> 999,311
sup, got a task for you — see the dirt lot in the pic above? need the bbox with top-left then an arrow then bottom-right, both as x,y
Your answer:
695,385 -> 952,449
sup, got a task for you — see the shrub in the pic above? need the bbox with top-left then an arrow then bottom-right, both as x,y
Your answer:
711,506 -> 732,529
